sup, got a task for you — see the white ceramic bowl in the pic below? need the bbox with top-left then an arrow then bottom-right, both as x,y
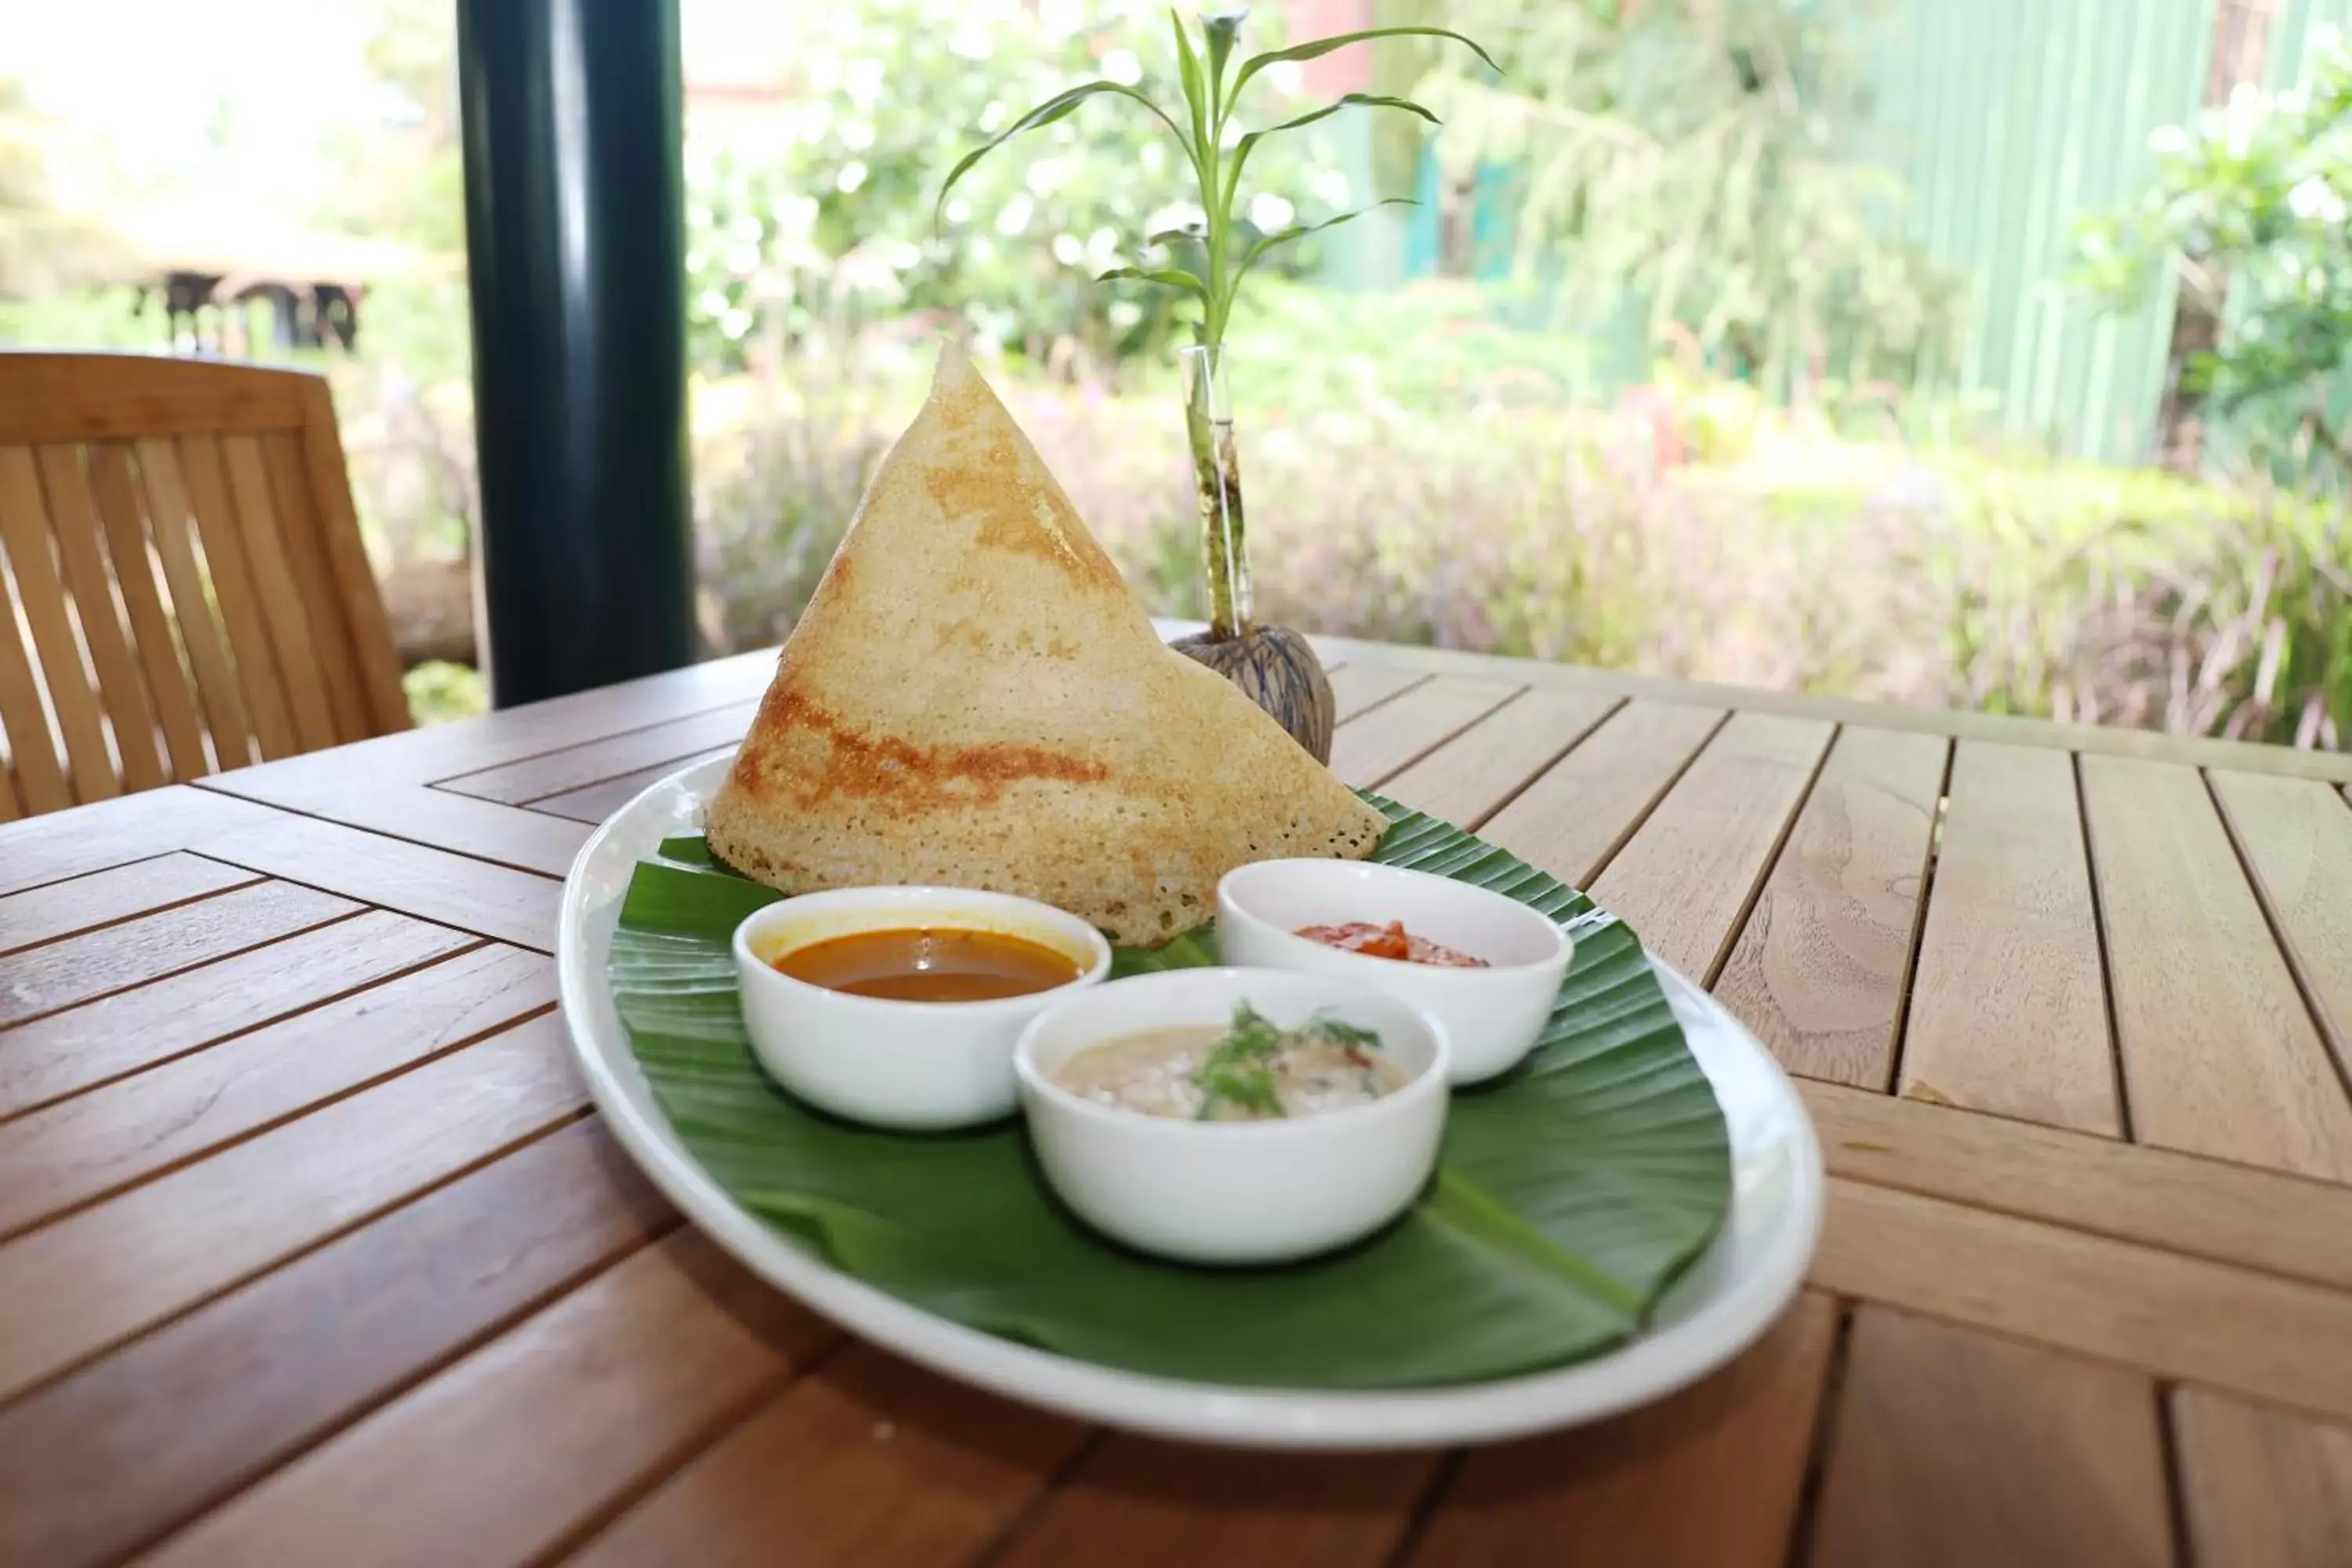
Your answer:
1215,859 -> 1572,1085
1014,967 -> 1450,1265
732,887 -> 1112,1131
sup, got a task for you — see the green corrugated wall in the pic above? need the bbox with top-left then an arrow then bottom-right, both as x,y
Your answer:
1853,0 -> 2215,463
1352,2 -> 2352,465
2270,0 -> 2352,89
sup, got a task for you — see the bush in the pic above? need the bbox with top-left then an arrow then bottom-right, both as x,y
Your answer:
1936,467 -> 2351,746
683,0 -> 1345,382
695,354 -> 2350,750
692,351 -> 900,652
2078,28 -> 2352,488
401,660 -> 486,725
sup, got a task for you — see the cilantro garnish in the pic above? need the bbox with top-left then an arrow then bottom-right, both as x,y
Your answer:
1191,1003 -> 1385,1120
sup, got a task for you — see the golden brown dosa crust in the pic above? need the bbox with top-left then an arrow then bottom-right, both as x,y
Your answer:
703,340 -> 1386,946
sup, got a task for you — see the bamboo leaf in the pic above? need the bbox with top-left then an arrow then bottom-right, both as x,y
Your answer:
1255,92 -> 1440,143
605,791 -> 1730,1389
1230,27 -> 1502,103
935,81 -> 1194,231
1203,8 -> 1247,116
1234,197 -> 1418,291
1227,93 -> 1440,209
1094,265 -> 1211,301
1170,9 -> 1208,157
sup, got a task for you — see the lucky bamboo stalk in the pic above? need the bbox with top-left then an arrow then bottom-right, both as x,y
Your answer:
936,8 -> 1498,758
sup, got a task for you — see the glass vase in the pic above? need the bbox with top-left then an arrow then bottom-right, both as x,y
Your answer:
1181,343 -> 1250,639
1168,343 -> 1337,763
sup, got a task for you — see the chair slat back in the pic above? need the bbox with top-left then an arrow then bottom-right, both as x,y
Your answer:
0,354 -> 410,815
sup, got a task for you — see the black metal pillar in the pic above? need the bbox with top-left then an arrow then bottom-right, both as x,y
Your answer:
457,0 -> 695,706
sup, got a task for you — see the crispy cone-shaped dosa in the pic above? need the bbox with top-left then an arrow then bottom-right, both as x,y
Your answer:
705,342 -> 1387,946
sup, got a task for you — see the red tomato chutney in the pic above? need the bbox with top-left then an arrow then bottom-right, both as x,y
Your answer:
1293,920 -> 1490,968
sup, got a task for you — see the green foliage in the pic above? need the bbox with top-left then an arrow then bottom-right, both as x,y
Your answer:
401,659 -> 487,725
318,0 -> 466,256
684,1 -> 1347,378
1929,463 -> 2352,749
1219,277 -> 1596,412
1414,0 -> 1966,393
693,351 -> 898,652
303,0 -> 478,609
696,351 -> 2349,751
0,285 -> 165,349
2078,29 -> 2352,488
0,78 -> 123,296
937,8 -> 1494,353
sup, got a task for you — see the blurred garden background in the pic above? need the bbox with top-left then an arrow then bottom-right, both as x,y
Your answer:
5,0 -> 2350,746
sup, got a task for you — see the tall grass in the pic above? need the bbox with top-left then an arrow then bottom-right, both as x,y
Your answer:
693,360 -> 2352,751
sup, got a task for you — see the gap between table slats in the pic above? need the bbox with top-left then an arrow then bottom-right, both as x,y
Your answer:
1375,689 -> 1624,830
546,691 -> 1869,1568
192,814 -> 566,950
0,851 -> 260,957
135,1227 -> 839,1568
1309,633 -> 2352,790
1785,739 -> 2352,1567
1892,743 -> 2119,1133
561,1341 -> 1093,1568
1816,1178 -> 2352,1425
2080,754 -> 2352,1182
1806,1083 -> 2352,1294
1,906 -> 477,1123
201,650 -> 780,808
0,877 -> 361,1029
532,746 -> 742,824
2205,771 -> 2352,1111
1323,662 -> 1426,721
1805,1305 -> 2176,1568
205,779 -> 599,880
9,658 -> 2343,1561
60,695 -> 1816,1568
1711,728 -> 1947,1092
1364,662 -> 2352,1568
0,786 -> 281,899
0,943 -> 550,1243
0,1117 -> 681,1568
1326,676 -> 1524,789
1477,699 -> 1730,890
433,701 -> 763,807
0,1010 -> 590,1406
419,654 -> 1443,848
1409,1294 -> 1845,1568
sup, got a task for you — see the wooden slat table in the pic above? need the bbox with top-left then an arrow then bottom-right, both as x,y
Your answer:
5,633 -> 2350,1568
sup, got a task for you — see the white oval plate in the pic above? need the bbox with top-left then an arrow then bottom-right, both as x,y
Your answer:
555,753 -> 1824,1450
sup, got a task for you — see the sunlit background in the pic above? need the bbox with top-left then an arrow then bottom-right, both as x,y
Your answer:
5,0 -> 2347,747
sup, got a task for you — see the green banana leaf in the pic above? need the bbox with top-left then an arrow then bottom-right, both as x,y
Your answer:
608,793 -> 1729,1388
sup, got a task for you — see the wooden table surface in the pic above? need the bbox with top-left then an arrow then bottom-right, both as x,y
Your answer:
4,633 -> 2350,1567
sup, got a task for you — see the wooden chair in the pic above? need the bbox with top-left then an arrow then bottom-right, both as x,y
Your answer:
0,353 -> 410,819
